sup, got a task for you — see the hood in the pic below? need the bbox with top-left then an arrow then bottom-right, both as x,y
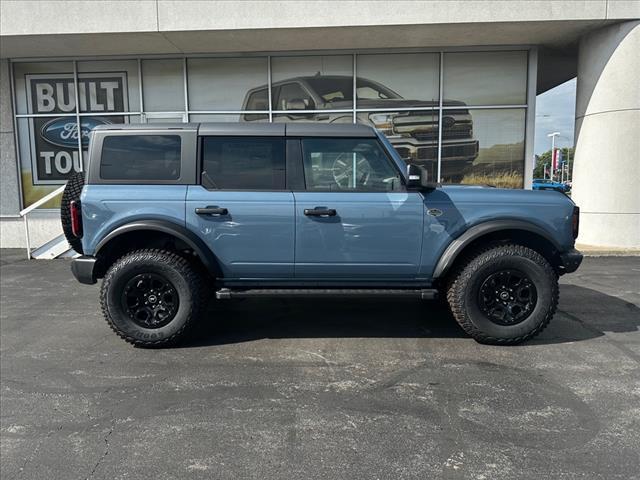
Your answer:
442,184 -> 575,205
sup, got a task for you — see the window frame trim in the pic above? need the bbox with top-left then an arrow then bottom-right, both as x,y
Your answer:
88,129 -> 197,185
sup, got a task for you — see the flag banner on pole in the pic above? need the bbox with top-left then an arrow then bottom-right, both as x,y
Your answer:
552,148 -> 562,171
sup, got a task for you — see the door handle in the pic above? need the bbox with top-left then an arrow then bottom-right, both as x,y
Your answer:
195,206 -> 228,216
304,208 -> 337,217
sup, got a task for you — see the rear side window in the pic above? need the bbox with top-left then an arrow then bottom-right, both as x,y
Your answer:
201,137 -> 285,190
100,135 -> 181,181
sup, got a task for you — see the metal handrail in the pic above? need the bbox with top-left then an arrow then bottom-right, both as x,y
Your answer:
19,185 -> 65,217
19,184 -> 65,259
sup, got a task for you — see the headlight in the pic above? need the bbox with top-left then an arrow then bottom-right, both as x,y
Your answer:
368,113 -> 396,135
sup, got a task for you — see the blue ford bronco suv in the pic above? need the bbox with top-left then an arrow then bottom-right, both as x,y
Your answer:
61,123 -> 582,347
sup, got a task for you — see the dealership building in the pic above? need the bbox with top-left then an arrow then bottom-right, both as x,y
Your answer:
0,1 -> 638,254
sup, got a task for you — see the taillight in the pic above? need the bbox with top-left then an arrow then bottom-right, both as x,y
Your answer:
70,200 -> 83,238
572,206 -> 580,239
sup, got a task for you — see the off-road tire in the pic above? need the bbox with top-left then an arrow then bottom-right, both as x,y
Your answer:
60,171 -> 85,254
446,244 -> 558,345
100,249 -> 205,347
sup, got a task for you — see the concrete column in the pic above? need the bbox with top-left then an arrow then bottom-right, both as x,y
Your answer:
572,21 -> 640,248
0,58 -> 21,216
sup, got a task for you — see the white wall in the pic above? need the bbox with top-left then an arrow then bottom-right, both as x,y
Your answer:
2,1 -> 639,58
572,21 -> 640,248
0,1 -> 623,37
0,212 -> 62,249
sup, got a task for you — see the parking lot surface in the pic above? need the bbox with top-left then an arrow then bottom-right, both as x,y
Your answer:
1,251 -> 639,479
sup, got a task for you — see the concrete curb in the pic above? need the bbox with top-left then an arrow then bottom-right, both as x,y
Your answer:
576,244 -> 640,257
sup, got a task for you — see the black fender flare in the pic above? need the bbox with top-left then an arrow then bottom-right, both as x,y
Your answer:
432,219 -> 561,279
95,220 -> 220,275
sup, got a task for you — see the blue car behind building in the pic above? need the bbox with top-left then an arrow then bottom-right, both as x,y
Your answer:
533,178 -> 571,192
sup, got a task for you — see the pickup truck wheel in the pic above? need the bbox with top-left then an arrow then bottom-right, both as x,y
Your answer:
446,244 -> 558,345
100,249 -> 204,347
60,171 -> 85,254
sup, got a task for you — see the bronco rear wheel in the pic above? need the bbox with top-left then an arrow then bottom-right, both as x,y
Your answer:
446,244 -> 558,345
100,249 -> 205,347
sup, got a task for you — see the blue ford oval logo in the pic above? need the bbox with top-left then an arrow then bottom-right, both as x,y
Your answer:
41,117 -> 111,148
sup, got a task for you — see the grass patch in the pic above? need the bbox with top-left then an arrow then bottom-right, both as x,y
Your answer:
461,171 -> 523,189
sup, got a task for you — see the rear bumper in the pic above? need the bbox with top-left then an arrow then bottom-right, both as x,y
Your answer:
559,248 -> 583,274
71,256 -> 97,285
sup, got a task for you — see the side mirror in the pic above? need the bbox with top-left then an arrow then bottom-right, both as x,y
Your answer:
286,98 -> 313,110
406,164 -> 438,191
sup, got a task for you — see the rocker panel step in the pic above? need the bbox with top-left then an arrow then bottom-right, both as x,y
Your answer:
216,288 -> 438,300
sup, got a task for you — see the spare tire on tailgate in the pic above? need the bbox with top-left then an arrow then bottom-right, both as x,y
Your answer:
60,171 -> 85,254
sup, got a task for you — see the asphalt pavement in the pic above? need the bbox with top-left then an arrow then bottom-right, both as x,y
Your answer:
1,250 -> 639,479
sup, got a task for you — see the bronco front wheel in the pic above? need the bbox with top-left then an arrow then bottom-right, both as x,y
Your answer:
100,249 -> 204,347
446,244 -> 558,345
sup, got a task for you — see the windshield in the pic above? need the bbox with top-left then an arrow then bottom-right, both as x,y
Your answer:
304,77 -> 401,103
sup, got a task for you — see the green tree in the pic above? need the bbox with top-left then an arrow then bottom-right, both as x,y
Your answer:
534,147 -> 574,180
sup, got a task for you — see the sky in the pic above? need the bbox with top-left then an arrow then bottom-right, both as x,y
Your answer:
534,78 -> 576,155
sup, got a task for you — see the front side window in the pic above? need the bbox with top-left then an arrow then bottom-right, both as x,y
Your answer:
301,138 -> 403,192
201,137 -> 285,190
100,135 -> 181,180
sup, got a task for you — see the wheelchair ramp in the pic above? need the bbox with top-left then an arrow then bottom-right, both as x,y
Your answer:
31,234 -> 76,260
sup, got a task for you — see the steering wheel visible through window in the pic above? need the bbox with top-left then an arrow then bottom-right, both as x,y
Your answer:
331,152 -> 372,189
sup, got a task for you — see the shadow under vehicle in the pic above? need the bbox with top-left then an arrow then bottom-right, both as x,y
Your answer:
241,75 -> 479,181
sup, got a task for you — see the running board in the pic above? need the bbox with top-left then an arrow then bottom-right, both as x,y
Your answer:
215,288 -> 438,300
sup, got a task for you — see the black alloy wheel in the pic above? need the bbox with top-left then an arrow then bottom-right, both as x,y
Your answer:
478,269 -> 537,326
121,273 -> 179,329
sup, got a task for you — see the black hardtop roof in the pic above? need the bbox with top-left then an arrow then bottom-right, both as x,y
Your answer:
93,122 -> 377,138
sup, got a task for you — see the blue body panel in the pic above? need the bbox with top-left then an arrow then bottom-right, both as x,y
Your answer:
81,185 -> 188,256
293,192 -> 424,279
418,186 -> 576,276
80,182 -> 576,282
185,186 -> 295,278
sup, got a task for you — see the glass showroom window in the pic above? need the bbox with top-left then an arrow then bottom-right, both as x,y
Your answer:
440,109 -> 526,187
440,51 -> 528,186
443,51 -> 528,106
141,58 -> 185,118
356,53 -> 441,181
13,60 -> 137,208
271,55 -> 354,118
11,49 -> 532,213
187,57 -> 268,112
77,60 -> 139,114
